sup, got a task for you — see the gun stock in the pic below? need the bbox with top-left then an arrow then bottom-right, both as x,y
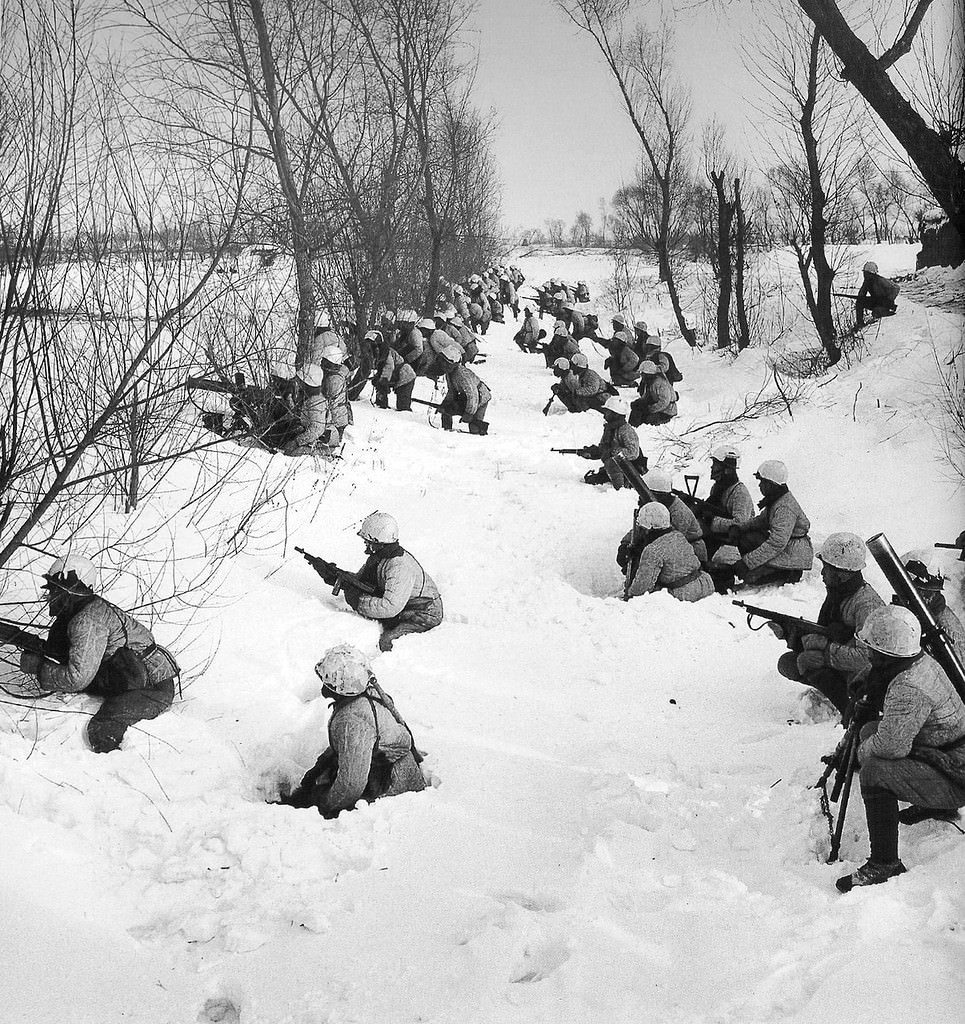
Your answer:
0,619 -> 47,655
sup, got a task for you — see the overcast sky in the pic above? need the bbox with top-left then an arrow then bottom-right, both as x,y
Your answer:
469,0 -> 761,233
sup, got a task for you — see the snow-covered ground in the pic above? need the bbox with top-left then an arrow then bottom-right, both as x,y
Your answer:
2,245 -> 964,1024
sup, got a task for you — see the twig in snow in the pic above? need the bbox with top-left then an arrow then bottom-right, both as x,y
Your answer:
852,382 -> 863,422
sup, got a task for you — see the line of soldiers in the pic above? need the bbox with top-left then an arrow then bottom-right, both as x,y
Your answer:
533,277 -> 591,318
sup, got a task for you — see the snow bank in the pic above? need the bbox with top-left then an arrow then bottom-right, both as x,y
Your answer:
1,246 -> 963,1023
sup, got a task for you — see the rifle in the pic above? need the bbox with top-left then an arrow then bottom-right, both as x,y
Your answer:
409,396 -> 444,411
935,541 -> 965,561
542,395 -> 556,416
833,291 -> 861,300
552,447 -> 589,456
732,601 -> 839,641
294,547 -> 377,596
672,488 -> 730,520
867,533 -> 965,702
0,619 -> 47,656
614,453 -> 656,503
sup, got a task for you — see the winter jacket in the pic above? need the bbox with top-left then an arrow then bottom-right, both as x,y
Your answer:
376,347 -> 417,390
564,367 -> 608,411
858,272 -> 900,308
454,293 -> 470,319
305,330 -> 349,366
605,339 -> 642,387
811,578 -> 885,678
39,597 -> 177,693
664,496 -> 707,564
568,310 -> 585,340
397,326 -> 425,369
707,480 -> 755,535
938,602 -> 965,651
634,374 -> 677,423
627,528 -> 714,602
285,386 -> 331,452
860,654 -> 965,765
316,692 -> 426,818
444,364 -> 491,420
739,487 -> 813,572
598,420 -> 640,462
517,315 -> 541,349
351,544 -> 442,623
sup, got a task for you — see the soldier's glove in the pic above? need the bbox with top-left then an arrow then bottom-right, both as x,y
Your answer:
732,558 -> 748,576
19,651 -> 42,676
802,633 -> 829,652
581,445 -> 601,460
767,622 -> 785,641
727,525 -> 743,544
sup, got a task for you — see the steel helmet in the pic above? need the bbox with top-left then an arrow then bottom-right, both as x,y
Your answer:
643,467 -> 672,493
363,330 -> 381,342
711,445 -> 740,466
553,321 -> 568,336
453,284 -> 463,294
570,353 -> 588,369
44,553 -> 97,593
417,317 -> 436,331
863,261 -> 878,274
296,363 -> 325,387
320,346 -> 344,365
553,357 -> 570,371
902,549 -> 945,590
637,501 -> 671,530
314,644 -> 373,697
634,321 -> 648,332
639,360 -> 660,374
563,302 -> 574,311
358,511 -> 398,544
438,343 -> 463,363
523,307 -> 532,315
857,605 -> 921,658
755,460 -> 788,485
611,313 -> 628,328
397,309 -> 418,324
451,315 -> 464,327
602,396 -> 629,417
817,532 -> 867,571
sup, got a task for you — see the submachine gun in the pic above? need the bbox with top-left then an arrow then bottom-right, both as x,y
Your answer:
295,547 -> 376,597
732,602 -> 843,644
814,532 -> 965,863
0,619 -> 47,656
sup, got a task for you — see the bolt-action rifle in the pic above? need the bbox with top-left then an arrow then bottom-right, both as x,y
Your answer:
868,533 -> 965,702
0,619 -> 47,656
295,547 -> 376,596
551,447 -> 590,456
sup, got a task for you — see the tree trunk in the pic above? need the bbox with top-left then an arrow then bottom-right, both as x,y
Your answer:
657,181 -> 696,346
710,170 -> 734,349
797,0 -> 965,244
801,28 -> 840,365
733,177 -> 751,350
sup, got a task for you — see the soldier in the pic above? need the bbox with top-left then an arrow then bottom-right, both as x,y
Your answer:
487,291 -> 505,324
621,502 -> 714,602
835,607 -> 965,891
855,261 -> 900,328
628,360 -> 677,427
720,460 -> 813,589
17,555 -> 179,753
579,396 -> 643,488
775,533 -> 885,713
284,362 -> 340,456
437,344 -> 492,435
468,297 -> 491,336
339,513 -> 444,651
564,352 -> 609,412
642,467 -> 707,564
543,321 -> 579,367
514,308 -> 543,353
896,550 -> 965,649
575,280 -> 590,302
371,330 -> 416,412
700,446 -> 755,564
561,302 -> 585,341
452,284 -> 470,320
604,327 -> 643,388
499,273 -> 519,319
277,645 -> 426,818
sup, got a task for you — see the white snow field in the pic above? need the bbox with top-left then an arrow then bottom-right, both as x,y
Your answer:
2,245 -> 964,1024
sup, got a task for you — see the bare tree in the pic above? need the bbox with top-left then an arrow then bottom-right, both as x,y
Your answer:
558,1 -> 696,344
545,218 -> 566,246
571,210 -> 594,246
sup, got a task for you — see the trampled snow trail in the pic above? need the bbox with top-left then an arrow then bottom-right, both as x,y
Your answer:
2,245 -> 964,1024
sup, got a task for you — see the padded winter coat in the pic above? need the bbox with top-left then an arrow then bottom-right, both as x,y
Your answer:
39,598 -> 177,693
444,365 -> 491,420
322,364 -> 351,430
634,374 -> 677,423
568,310 -> 585,340
562,367 -> 607,411
284,387 -> 331,452
666,496 -> 707,564
708,480 -> 755,535
627,528 -> 714,602
740,488 -> 813,572
859,654 -> 965,774
352,546 -> 442,623
376,348 -> 417,390
605,340 -> 642,386
939,603 -> 965,650
317,693 -> 426,818
822,581 -> 884,677
598,420 -> 640,462
518,315 -> 541,347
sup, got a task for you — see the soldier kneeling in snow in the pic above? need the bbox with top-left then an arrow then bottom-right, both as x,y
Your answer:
855,261 -> 899,328
18,555 -> 179,753
835,607 -> 965,891
277,645 -> 426,818
619,502 -> 714,603
341,513 -> 443,652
